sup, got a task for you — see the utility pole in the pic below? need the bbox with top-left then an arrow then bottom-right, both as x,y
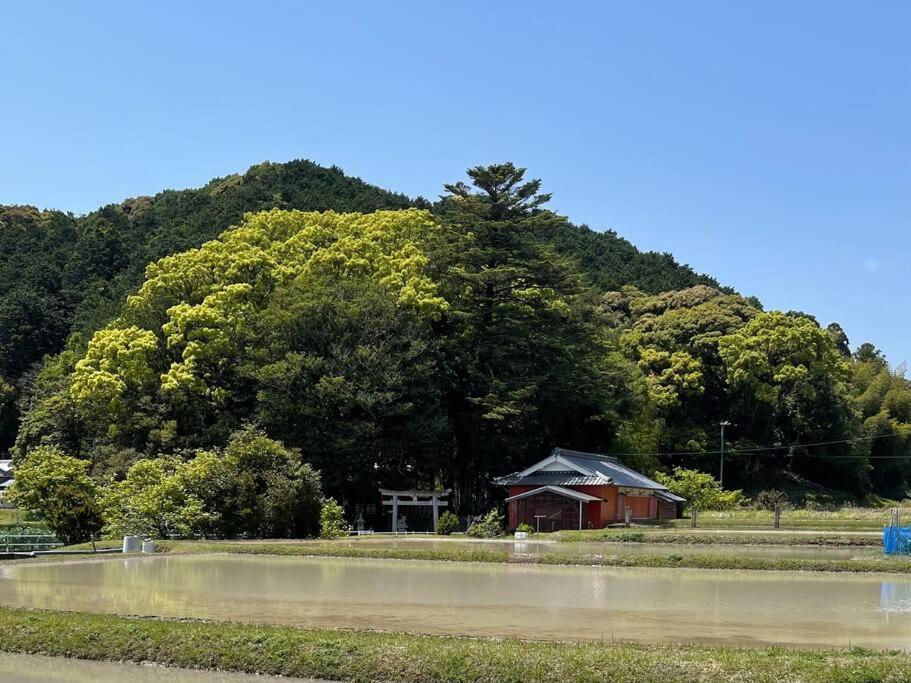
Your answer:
719,421 -> 730,487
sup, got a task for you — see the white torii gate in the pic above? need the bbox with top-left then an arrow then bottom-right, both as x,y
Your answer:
380,488 -> 451,532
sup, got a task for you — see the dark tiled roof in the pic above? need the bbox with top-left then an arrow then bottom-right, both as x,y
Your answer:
554,448 -> 668,490
495,447 -> 685,500
493,471 -> 604,486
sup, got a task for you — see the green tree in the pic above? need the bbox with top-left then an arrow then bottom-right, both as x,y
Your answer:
653,467 -> 743,510
192,426 -> 324,538
611,286 -> 759,462
852,350 -> 911,496
248,277 -> 447,499
436,164 -> 628,512
48,209 -> 448,475
9,446 -> 103,544
718,312 -> 867,489
320,498 -> 347,539
100,458 -> 212,539
0,377 -> 17,452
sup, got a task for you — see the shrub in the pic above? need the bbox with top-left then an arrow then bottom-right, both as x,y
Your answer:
436,511 -> 460,535
466,508 -> 503,538
515,523 -> 534,535
753,489 -> 790,511
320,498 -> 348,539
652,466 -> 743,510
100,457 -> 213,539
201,426 -> 323,538
9,446 -> 103,545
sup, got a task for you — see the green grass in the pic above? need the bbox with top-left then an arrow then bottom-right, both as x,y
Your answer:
655,507 -> 905,531
0,509 -> 44,528
534,552 -> 911,573
59,538 -> 911,574
0,606 -> 909,682
554,529 -> 882,546
159,540 -> 512,564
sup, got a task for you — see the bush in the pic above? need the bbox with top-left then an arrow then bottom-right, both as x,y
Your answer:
436,511 -> 460,535
515,523 -> 534,535
9,446 -> 103,545
753,489 -> 790,511
653,466 -> 743,510
100,457 -> 213,539
100,427 -> 325,540
320,498 -> 348,539
200,426 -> 324,538
466,508 -> 503,538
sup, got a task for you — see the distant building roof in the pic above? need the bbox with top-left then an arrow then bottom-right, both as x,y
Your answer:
504,484 -> 602,504
654,489 -> 686,503
494,447 -> 683,499
497,472 -> 605,487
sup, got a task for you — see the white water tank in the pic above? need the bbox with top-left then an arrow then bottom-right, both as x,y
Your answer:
122,535 -> 140,552
141,539 -> 156,554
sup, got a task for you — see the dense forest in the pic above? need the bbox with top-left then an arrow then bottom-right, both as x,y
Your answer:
2,160 -> 909,519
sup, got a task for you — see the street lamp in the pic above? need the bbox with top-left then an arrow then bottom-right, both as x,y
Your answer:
719,421 -> 731,487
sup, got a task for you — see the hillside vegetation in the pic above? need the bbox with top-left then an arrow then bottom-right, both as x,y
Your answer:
0,160 -> 711,454
3,161 -> 910,518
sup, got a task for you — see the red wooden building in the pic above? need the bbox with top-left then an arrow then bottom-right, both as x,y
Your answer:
495,448 -> 685,531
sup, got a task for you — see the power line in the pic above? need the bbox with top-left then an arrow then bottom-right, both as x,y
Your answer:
609,430 -> 907,459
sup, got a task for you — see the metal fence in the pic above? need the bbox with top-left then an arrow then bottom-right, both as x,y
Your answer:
0,534 -> 62,553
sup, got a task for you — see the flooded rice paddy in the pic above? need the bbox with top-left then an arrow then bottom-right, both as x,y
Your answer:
0,554 -> 909,649
0,651 -> 317,682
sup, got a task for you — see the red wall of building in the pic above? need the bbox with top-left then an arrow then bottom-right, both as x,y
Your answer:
506,484 -> 662,529
507,485 -> 616,529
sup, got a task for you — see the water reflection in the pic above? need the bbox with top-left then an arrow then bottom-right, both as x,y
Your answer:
0,555 -> 908,650
881,581 -> 911,614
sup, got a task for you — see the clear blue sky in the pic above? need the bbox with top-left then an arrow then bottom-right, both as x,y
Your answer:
2,2 -> 909,365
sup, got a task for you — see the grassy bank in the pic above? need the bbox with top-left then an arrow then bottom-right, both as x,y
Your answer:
0,606 -> 909,683
160,540 -> 512,564
533,552 -> 911,573
554,529 -> 882,546
652,507 -> 903,532
61,539 -> 906,574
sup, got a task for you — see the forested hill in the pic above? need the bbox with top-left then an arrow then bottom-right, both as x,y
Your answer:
0,161 -> 411,378
0,159 -> 716,451
9,161 -> 905,511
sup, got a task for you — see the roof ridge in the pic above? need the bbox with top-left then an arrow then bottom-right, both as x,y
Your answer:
554,447 -> 619,462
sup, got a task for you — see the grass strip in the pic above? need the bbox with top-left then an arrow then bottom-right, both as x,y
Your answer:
533,552 -> 911,573
142,540 -> 911,574
0,606 -> 909,683
555,530 -> 882,547
158,540 -> 512,563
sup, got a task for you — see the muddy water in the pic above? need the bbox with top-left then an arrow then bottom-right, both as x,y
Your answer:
0,555 -> 909,649
337,536 -> 882,560
0,652 -> 318,682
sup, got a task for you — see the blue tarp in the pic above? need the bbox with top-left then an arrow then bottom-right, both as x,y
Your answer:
883,525 -> 911,555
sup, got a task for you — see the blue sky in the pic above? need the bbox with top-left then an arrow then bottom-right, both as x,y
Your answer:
2,2 -> 909,365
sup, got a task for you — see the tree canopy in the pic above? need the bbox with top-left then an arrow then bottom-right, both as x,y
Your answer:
4,160 -> 910,515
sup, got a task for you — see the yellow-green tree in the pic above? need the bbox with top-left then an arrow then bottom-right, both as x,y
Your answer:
9,446 -> 103,544
65,208 -> 447,468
